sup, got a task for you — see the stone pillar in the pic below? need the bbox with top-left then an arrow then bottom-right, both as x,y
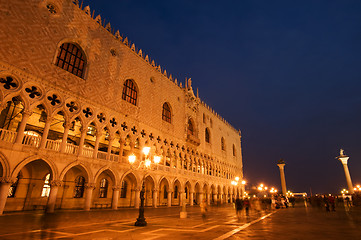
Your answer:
338,155 -> 354,194
180,192 -> 187,218
39,117 -> 53,149
84,183 -> 95,211
134,188 -> 140,209
112,186 -> 120,210
167,191 -> 172,207
92,132 -> 102,159
153,189 -> 158,208
60,122 -> 71,153
14,110 -> 32,144
106,137 -> 114,160
190,192 -> 194,206
199,192 -> 204,204
47,180 -> 62,213
0,177 -> 13,215
213,194 -> 218,204
77,129 -> 87,156
118,139 -> 125,162
207,193 -> 211,205
277,161 -> 287,196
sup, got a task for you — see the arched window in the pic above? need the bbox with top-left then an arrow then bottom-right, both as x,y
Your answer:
233,144 -> 236,156
122,79 -> 137,105
174,186 -> 178,199
74,176 -> 85,198
41,173 -> 51,197
205,128 -> 210,143
164,186 -> 168,199
8,172 -> 21,198
221,137 -> 225,151
99,178 -> 108,198
185,187 -> 188,199
120,180 -> 127,198
162,102 -> 172,123
55,43 -> 86,78
187,119 -> 194,136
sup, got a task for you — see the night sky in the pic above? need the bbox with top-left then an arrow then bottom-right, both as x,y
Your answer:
82,0 -> 361,194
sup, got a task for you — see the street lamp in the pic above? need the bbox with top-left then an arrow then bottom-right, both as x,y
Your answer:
232,177 -> 246,199
128,146 -> 161,226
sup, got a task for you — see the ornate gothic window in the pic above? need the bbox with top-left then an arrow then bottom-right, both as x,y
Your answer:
74,176 -> 85,198
8,172 -> 21,198
41,173 -> 51,197
120,181 -> 127,198
163,186 -> 168,199
205,128 -> 210,143
162,102 -> 171,123
221,137 -> 225,151
187,119 -> 194,136
122,79 -> 137,105
174,186 -> 178,199
99,178 -> 108,198
55,43 -> 86,78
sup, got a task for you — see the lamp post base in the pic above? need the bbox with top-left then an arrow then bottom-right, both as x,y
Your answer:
135,217 -> 147,226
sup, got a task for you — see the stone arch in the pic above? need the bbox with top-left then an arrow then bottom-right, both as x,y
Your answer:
59,161 -> 92,182
119,171 -> 138,207
94,166 -> 118,184
172,178 -> 182,206
0,151 -> 10,177
184,181 -> 192,204
158,176 -> 171,206
11,155 -> 58,180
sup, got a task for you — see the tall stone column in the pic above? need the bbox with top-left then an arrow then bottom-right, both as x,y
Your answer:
106,137 -> 114,160
77,129 -> 87,156
112,186 -> 120,210
190,192 -> 194,206
92,132 -> 102,159
213,194 -> 218,204
60,122 -> 71,153
338,150 -> 354,194
167,191 -> 172,207
14,110 -> 32,144
47,180 -> 62,213
277,159 -> 287,196
118,139 -> 125,162
153,188 -> 158,208
199,192 -> 204,204
84,183 -> 95,211
0,177 -> 13,215
207,193 -> 211,205
134,188 -> 140,209
39,117 -> 53,149
180,192 -> 187,218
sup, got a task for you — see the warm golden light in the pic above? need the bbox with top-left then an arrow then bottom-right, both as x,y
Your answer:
145,159 -> 151,168
260,184 -> 264,188
153,155 -> 161,164
142,146 -> 151,155
128,154 -> 136,164
241,180 -> 246,185
235,176 -> 240,181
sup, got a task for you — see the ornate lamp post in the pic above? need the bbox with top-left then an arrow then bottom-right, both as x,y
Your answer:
128,146 -> 161,226
232,177 -> 246,199
337,149 -> 354,194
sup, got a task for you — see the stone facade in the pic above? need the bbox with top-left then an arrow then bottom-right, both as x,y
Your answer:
0,0 -> 243,214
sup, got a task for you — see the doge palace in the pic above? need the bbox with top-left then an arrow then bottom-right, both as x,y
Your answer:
0,0 -> 244,214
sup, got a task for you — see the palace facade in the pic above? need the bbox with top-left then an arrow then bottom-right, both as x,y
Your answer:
0,0 -> 244,214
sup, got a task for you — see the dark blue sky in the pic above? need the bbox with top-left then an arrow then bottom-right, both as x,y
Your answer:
83,0 -> 361,194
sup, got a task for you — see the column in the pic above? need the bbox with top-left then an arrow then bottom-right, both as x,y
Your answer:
39,117 -> 53,149
180,192 -> 187,218
134,188 -> 140,209
14,110 -> 32,144
112,186 -> 120,210
0,177 -> 13,215
199,192 -> 204,204
277,162 -> 287,195
118,139 -> 125,162
92,132 -> 102,159
213,194 -> 218,204
46,180 -> 62,213
207,193 -> 211,205
190,192 -> 194,206
167,191 -> 172,207
179,191 -> 184,206
60,122 -> 71,153
106,137 -> 114,160
77,128 -> 87,156
339,156 -> 354,194
153,188 -> 158,208
84,183 -> 95,211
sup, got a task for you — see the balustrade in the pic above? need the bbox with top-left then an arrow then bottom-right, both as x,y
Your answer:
45,139 -> 61,151
0,129 -> 17,143
22,134 -> 41,147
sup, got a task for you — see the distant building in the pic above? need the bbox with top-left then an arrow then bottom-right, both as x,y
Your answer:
0,0 -> 243,214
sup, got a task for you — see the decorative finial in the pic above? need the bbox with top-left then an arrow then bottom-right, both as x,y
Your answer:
340,149 -> 345,157
278,159 -> 285,164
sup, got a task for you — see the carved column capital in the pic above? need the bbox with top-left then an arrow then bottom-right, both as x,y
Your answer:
85,183 -> 96,189
0,177 -> 16,184
50,180 -> 63,187
112,186 -> 121,191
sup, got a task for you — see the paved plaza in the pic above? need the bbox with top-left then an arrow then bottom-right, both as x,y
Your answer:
0,203 -> 360,239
